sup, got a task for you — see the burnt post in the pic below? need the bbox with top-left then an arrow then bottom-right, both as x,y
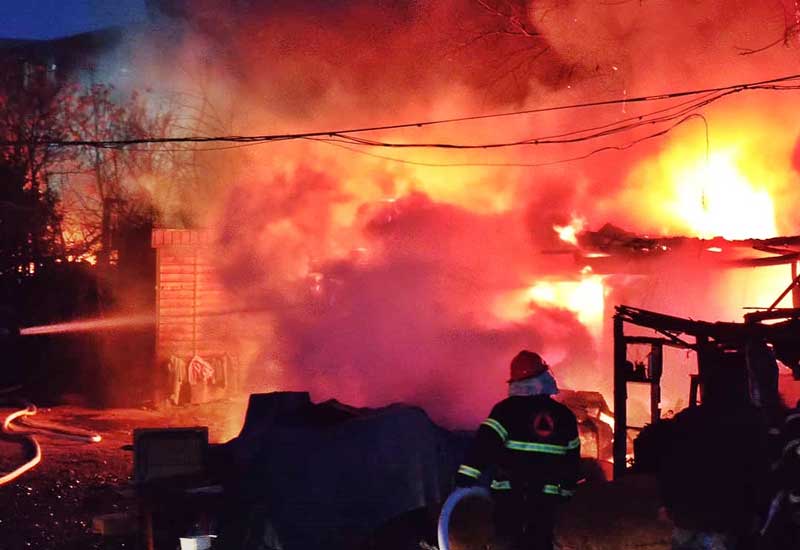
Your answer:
649,343 -> 663,424
613,313 -> 627,479
689,375 -> 699,408
695,335 -> 709,405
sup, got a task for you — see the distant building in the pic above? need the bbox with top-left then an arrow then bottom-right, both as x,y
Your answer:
0,27 -> 127,88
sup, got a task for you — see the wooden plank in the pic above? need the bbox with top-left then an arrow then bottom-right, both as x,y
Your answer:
158,348 -> 229,358
158,340 -> 196,348
158,252 -> 198,262
159,299 -> 196,308
158,273 -> 196,283
158,327 -> 196,337
157,265 -> 218,276
158,296 -> 231,315
157,284 -> 223,293
613,314 -> 627,480
158,323 -> 230,334
158,282 -> 202,291
159,265 -> 201,275
158,311 -> 195,319
158,289 -> 196,299
157,257 -> 219,268
152,229 -> 215,248
157,334 -> 196,341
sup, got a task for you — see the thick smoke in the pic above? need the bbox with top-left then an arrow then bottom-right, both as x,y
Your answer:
106,0 -> 800,425
213,185 -> 597,425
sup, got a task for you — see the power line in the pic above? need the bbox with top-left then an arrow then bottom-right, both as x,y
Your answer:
310,113 -> 708,168
0,73 -> 798,150
330,88 -> 734,150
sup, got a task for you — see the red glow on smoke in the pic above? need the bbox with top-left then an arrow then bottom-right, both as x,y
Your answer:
108,0 -> 800,427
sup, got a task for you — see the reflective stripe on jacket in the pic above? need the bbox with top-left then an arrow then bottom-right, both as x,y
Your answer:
456,395 -> 581,498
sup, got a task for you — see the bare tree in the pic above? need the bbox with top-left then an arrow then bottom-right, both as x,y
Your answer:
0,61 -> 74,276
60,84 -> 173,267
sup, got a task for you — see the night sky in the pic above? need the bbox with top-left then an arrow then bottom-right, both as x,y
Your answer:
0,0 -> 147,40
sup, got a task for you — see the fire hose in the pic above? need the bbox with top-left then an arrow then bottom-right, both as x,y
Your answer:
0,394 -> 102,487
437,486 -> 491,550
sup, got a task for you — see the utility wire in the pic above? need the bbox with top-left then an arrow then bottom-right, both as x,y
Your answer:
331,89 -> 733,149
0,73 -> 798,150
86,89 -> 722,161
311,113 -> 708,168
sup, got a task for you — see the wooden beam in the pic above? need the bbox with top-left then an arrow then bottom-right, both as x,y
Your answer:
649,343 -> 663,425
613,314 -> 628,480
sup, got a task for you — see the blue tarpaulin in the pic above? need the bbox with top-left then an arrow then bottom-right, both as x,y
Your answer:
218,392 -> 469,550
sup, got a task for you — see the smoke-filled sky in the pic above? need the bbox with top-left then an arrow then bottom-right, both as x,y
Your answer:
57,0 -> 800,426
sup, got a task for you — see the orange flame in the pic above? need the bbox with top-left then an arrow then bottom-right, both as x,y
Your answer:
494,270 -> 607,342
619,116 -> 796,241
554,216 -> 587,245
669,151 -> 777,240
526,272 -> 607,340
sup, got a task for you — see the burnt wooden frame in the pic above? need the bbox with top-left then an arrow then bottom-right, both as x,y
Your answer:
612,304 -> 800,479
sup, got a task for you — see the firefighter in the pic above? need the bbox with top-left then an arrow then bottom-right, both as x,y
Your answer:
455,350 -> 581,550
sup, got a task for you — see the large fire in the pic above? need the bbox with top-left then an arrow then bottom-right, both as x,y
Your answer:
670,151 -> 777,240
617,111 -> 798,241
77,0 -> 800,426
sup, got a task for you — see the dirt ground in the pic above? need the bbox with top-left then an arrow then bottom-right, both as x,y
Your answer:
0,399 -> 248,550
0,399 -> 672,550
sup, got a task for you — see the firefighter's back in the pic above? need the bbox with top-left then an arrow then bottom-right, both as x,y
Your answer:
490,395 -> 579,491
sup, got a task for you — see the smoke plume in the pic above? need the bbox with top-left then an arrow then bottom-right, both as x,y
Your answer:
100,0 -> 800,425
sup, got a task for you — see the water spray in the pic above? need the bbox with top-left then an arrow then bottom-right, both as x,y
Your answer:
16,306 -> 270,337
19,314 -> 156,336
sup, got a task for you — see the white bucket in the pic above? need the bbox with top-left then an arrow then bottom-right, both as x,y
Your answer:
179,535 -> 217,550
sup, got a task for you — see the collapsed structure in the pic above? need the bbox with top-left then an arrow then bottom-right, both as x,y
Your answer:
574,223 -> 800,277
582,222 -> 800,477
613,304 -> 800,477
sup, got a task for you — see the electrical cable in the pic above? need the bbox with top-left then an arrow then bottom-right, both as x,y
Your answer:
330,88 -> 736,149
0,73 -> 797,150
309,112 -> 708,168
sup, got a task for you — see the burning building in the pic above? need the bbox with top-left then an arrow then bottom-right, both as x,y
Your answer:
8,2 -> 800,549
3,0 -> 799,429
92,0 -> 800,432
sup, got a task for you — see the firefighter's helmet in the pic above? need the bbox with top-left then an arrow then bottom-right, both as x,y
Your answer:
507,350 -> 549,383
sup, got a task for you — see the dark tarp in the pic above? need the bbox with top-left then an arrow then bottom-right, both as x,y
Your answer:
214,392 -> 469,550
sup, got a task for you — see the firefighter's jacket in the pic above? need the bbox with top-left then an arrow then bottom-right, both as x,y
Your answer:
456,395 -> 581,499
